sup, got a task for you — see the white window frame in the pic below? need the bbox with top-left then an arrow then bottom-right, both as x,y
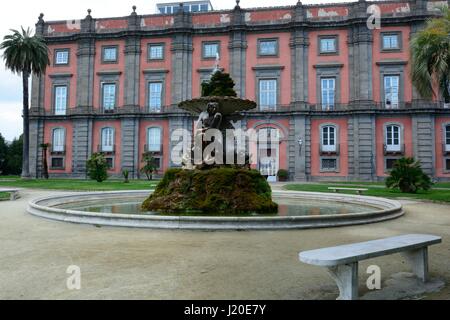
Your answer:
55,50 -> 69,65
382,34 -> 399,50
203,42 -> 219,59
385,125 -> 401,152
321,78 -> 336,110
103,47 -> 117,62
321,126 -> 337,152
259,39 -> 278,56
149,44 -> 164,60
149,82 -> 163,112
384,75 -> 400,109
102,83 -> 116,111
259,79 -> 277,111
52,128 -> 65,152
101,127 -> 115,152
54,85 -> 67,115
445,125 -> 450,152
320,38 -> 336,53
147,127 -> 162,152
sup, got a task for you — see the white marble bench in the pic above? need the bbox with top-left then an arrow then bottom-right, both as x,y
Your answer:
328,187 -> 368,195
299,234 -> 442,300
0,188 -> 20,201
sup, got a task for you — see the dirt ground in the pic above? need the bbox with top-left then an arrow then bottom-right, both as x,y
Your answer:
0,189 -> 449,300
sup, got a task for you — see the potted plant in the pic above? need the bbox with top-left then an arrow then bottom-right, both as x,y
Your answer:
277,169 -> 289,182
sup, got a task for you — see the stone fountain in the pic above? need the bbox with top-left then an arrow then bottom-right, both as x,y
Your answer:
142,60 -> 278,214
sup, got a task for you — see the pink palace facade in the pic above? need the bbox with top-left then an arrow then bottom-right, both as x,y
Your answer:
28,0 -> 450,181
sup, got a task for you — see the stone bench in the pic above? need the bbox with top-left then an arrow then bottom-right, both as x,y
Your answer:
299,234 -> 442,300
0,188 -> 20,201
328,187 -> 368,195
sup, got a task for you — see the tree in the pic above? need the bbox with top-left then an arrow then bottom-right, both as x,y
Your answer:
3,135 -> 23,175
40,143 -> 49,179
385,157 -> 432,193
410,6 -> 450,104
141,152 -> 158,181
201,70 -> 237,97
86,153 -> 108,182
0,133 -> 7,175
1,28 -> 50,178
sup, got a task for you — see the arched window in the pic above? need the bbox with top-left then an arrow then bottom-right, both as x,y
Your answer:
257,127 -> 280,177
147,127 -> 162,152
52,128 -> 65,152
385,124 -> 401,152
321,125 -> 337,152
101,127 -> 114,152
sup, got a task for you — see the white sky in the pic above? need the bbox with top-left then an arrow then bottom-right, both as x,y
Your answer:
0,0 -> 356,141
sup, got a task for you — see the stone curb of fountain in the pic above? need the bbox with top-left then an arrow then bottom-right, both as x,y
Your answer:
26,190 -> 404,231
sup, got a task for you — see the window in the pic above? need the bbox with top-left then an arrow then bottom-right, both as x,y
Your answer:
148,44 -> 164,60
52,128 -> 65,153
321,158 -> 337,171
385,125 -> 401,152
321,126 -> 337,153
54,85 -> 67,115
191,4 -> 199,12
386,158 -> 398,170
445,125 -> 450,151
102,83 -> 116,111
147,127 -> 162,152
259,79 -> 277,111
102,46 -> 118,63
101,127 -> 114,153
149,82 -> 163,112
319,37 -> 337,54
321,78 -> 335,110
258,39 -> 278,56
384,75 -> 400,108
200,4 -> 208,11
203,42 -> 219,59
382,34 -> 400,50
105,157 -> 114,169
55,49 -> 69,65
446,158 -> 450,171
51,157 -> 64,169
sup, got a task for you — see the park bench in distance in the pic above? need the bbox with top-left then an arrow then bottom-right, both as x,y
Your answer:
328,187 -> 368,195
299,234 -> 442,300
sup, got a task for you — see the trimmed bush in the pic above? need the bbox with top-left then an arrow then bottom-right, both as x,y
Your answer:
86,153 -> 108,183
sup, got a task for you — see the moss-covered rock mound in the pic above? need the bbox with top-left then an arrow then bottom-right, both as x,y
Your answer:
142,168 -> 278,214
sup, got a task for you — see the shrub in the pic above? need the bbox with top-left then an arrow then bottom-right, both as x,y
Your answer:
385,157 -> 432,193
86,153 -> 108,182
141,152 -> 158,181
122,169 -> 130,183
201,70 -> 237,97
277,169 -> 289,181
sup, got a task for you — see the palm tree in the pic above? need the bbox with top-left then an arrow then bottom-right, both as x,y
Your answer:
410,6 -> 450,105
0,28 -> 49,178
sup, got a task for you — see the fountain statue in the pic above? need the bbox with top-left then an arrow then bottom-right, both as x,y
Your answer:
142,57 -> 278,214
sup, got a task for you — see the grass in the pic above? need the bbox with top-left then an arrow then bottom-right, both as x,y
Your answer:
0,192 -> 9,200
0,177 -> 158,191
285,184 -> 450,203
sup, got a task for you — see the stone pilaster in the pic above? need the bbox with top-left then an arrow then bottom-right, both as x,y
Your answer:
123,8 -> 141,110
72,118 -> 92,177
291,115 -> 307,181
348,1 -> 373,106
228,4 -> 247,98
350,115 -> 376,181
412,114 -> 435,176
121,118 -> 139,177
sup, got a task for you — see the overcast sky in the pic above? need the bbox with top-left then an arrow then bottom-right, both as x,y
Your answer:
0,0 -> 356,141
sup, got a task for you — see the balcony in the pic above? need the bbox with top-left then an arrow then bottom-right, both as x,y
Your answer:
50,145 -> 66,155
144,145 -> 163,155
383,143 -> 405,156
97,144 -> 116,155
320,143 -> 340,156
443,144 -> 450,155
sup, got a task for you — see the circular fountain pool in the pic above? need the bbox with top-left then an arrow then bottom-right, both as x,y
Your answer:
27,190 -> 403,230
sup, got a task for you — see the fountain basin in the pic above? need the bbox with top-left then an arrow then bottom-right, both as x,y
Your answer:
27,190 -> 403,230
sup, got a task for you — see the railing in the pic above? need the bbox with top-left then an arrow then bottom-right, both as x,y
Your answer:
144,145 -> 163,154
320,143 -> 340,156
97,144 -> 116,154
29,101 -> 450,117
51,145 -> 66,155
383,143 -> 405,156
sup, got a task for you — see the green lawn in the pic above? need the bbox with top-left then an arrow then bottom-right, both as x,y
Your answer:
284,184 -> 450,203
0,192 -> 9,200
0,178 -> 158,191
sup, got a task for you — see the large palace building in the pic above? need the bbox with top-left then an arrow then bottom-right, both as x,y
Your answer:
29,0 -> 450,181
